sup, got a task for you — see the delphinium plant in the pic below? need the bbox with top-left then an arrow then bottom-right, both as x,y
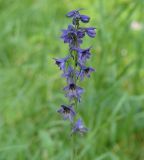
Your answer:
54,9 -> 96,135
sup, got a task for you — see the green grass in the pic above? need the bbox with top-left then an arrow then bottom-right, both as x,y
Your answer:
0,0 -> 144,159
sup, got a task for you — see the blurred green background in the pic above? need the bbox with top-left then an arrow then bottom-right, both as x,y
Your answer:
0,0 -> 144,159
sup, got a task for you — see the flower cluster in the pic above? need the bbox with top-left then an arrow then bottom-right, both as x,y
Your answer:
54,9 -> 96,135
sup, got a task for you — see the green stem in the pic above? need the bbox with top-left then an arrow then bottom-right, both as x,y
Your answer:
71,135 -> 74,160
71,21 -> 80,160
71,134 -> 78,160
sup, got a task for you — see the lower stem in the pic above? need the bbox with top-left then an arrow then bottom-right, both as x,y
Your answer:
71,29 -> 79,160
71,135 -> 74,160
71,135 -> 78,160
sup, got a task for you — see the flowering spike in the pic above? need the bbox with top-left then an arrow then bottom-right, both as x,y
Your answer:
54,9 -> 96,135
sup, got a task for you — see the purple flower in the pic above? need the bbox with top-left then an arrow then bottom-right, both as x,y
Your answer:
80,15 -> 90,23
78,47 -> 91,64
72,119 -> 88,134
66,9 -> 90,24
66,10 -> 78,17
61,25 -> 83,47
72,14 -> 81,25
54,56 -> 69,71
67,10 -> 80,25
77,29 -> 85,38
61,25 -> 77,44
79,66 -> 95,80
66,9 -> 84,18
62,66 -> 79,83
64,83 -> 84,102
85,27 -> 96,38
62,66 -> 74,83
57,105 -> 76,122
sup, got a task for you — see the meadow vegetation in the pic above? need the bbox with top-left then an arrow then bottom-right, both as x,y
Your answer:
0,0 -> 144,159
